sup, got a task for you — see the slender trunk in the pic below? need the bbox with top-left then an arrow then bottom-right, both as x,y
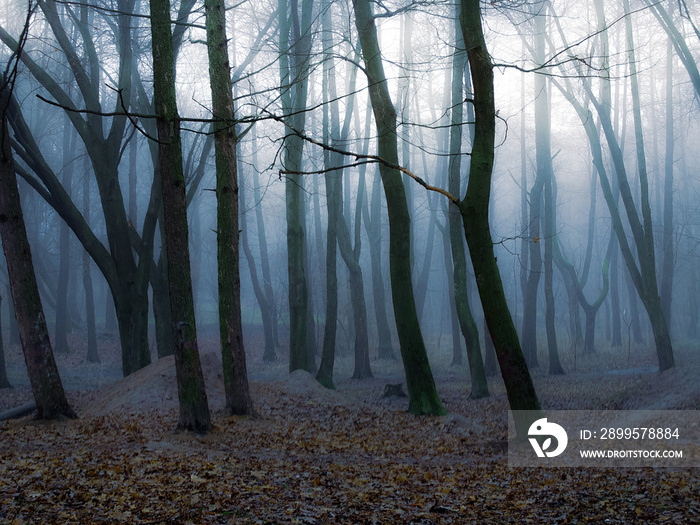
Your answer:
439,217 -> 462,366
459,0 -> 540,437
353,0 -> 444,415
624,269 -> 644,344
518,42 -> 529,321
621,0 -> 673,369
521,183 -> 542,367
316,171 -> 338,388
82,158 -> 98,363
448,8 -> 488,397
205,0 -> 254,416
128,117 -> 138,225
316,13 -> 339,388
252,128 -> 279,355
240,176 -> 276,361
280,0 -> 314,373
364,173 -> 395,360
150,0 -> 211,431
55,116 -> 75,354
534,7 -> 562,374
361,105 -> 395,360
660,36 -> 674,329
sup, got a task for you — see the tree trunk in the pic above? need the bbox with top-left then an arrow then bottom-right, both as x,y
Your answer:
458,0 -> 541,437
533,6 -> 563,375
280,0 -> 314,373
353,0 -> 444,415
439,217 -> 462,366
81,158 -> 98,363
0,81 -> 75,419
205,0 -> 254,416
316,170 -> 339,389
660,36 -> 674,330
55,115 -> 75,355
150,0 -> 211,432
0,294 -> 11,388
316,12 -> 340,388
448,8 -> 488,398
320,12 -> 372,382
239,125 -> 277,362
361,116 -> 395,360
521,182 -> 542,367
252,128 -> 279,357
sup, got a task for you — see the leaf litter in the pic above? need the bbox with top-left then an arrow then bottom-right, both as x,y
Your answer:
1,334 -> 698,523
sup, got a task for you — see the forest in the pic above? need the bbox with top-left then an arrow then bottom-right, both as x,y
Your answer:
0,0 -> 699,522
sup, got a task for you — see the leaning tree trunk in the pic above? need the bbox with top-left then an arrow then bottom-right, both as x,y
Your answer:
0,81 -> 75,419
458,0 -> 541,437
150,0 -> 211,432
448,7 -> 488,398
353,0 -> 444,415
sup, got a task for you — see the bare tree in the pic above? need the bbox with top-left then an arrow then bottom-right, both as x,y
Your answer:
149,0 -> 211,432
458,0 -> 541,436
205,0 -> 254,416
352,0 -> 444,415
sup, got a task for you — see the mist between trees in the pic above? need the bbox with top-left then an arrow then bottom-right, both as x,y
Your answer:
0,0 -> 698,431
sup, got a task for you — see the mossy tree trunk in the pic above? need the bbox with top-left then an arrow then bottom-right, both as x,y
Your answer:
205,0 -> 255,416
150,0 -> 211,432
458,0 -> 541,437
279,0 -> 315,373
353,0 -> 444,415
448,7 -> 488,398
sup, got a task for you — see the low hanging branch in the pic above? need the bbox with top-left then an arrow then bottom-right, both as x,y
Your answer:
35,85 -> 457,203
269,111 -> 458,204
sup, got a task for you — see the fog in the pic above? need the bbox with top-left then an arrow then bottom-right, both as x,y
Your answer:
1,0 -> 699,383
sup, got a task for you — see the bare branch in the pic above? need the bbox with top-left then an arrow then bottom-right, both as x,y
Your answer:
263,110 -> 458,203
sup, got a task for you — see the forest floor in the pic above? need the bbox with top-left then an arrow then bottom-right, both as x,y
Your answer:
0,331 -> 698,523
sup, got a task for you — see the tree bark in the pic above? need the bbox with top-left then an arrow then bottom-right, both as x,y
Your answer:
205,0 -> 254,416
353,0 -> 444,415
0,293 -> 11,388
81,157 -> 98,363
0,80 -> 75,419
458,0 -> 541,437
448,8 -> 488,398
280,0 -> 314,373
150,0 -> 211,432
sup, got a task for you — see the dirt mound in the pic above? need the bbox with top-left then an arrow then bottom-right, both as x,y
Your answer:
79,350 -> 226,417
